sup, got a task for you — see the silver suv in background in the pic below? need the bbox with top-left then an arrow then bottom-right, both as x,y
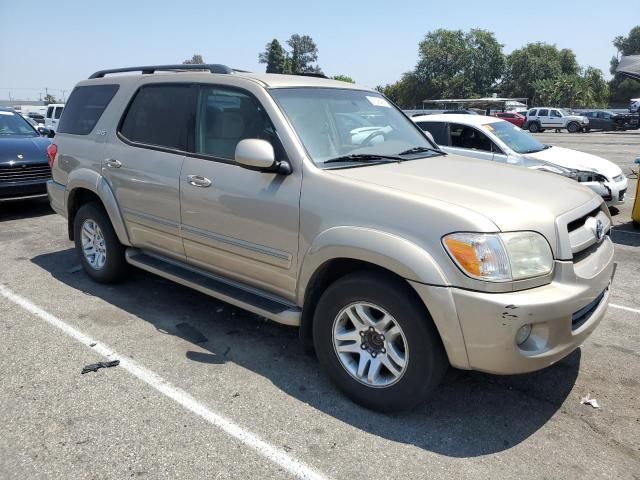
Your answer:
525,107 -> 589,133
47,64 -> 614,411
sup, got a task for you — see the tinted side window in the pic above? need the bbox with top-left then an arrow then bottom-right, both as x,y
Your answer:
416,121 -> 447,145
54,107 -> 64,119
550,110 -> 561,117
58,85 -> 119,135
120,84 -> 194,150
538,109 -> 549,116
528,109 -> 537,116
196,86 -> 276,160
46,106 -> 53,118
449,123 -> 491,151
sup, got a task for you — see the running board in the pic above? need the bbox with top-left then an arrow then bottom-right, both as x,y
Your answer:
125,249 -> 301,326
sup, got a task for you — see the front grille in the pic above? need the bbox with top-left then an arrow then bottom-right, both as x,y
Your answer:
572,289 -> 606,330
567,207 -> 601,233
0,164 -> 51,183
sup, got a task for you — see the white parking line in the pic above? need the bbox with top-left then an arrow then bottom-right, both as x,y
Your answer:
610,303 -> 640,314
0,284 -> 328,480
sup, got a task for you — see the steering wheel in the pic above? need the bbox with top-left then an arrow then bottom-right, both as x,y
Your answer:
360,130 -> 385,147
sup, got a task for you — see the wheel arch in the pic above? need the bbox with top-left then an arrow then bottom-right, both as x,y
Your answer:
297,227 -> 451,350
65,169 -> 131,245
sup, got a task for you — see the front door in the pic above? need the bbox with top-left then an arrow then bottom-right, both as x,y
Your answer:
548,109 -> 564,129
179,85 -> 302,300
103,83 -> 196,260
446,123 -> 495,162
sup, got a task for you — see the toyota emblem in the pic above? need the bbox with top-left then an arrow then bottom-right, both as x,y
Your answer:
585,217 -> 605,242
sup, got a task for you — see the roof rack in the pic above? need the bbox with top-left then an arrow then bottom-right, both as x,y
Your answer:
88,64 -> 236,79
294,72 -> 328,79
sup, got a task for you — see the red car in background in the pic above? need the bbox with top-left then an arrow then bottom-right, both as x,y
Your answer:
493,111 -> 526,128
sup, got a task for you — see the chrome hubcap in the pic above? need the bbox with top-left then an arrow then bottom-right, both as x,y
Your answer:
80,219 -> 107,270
332,302 -> 408,388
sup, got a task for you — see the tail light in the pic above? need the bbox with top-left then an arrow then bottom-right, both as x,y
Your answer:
47,144 -> 58,168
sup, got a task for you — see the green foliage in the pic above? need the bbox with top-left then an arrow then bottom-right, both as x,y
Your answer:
182,54 -> 204,65
258,34 -> 321,74
501,43 -> 580,100
44,94 -> 57,104
414,29 -> 504,101
259,39 -> 288,73
533,68 -> 609,108
332,75 -> 355,83
609,26 -> 640,105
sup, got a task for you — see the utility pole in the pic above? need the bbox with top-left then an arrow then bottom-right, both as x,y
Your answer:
62,90 -> 67,102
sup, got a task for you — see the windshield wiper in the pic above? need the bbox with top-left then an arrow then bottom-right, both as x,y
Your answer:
397,146 -> 443,156
323,154 -> 404,165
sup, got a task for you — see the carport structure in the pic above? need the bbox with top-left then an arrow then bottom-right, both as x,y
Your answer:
421,96 -> 528,113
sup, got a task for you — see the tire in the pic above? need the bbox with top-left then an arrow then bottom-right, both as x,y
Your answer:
74,202 -> 128,283
528,122 -> 540,133
584,127 -> 591,132
312,271 -> 448,412
567,122 -> 579,133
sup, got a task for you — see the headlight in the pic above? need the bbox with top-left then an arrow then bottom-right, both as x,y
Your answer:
443,232 -> 553,282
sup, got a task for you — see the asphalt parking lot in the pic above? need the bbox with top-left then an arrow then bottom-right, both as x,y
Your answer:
1,131 -> 639,479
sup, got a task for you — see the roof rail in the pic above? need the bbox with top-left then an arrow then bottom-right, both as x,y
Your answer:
88,64 -> 235,79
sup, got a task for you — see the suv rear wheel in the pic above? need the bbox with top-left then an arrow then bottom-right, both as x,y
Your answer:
312,271 -> 447,412
528,122 -> 540,133
74,202 -> 128,283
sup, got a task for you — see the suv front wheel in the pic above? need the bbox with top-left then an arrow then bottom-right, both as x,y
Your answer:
74,202 -> 128,283
312,271 -> 447,412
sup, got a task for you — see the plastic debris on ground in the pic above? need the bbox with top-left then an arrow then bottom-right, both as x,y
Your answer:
580,393 -> 600,408
81,360 -> 120,374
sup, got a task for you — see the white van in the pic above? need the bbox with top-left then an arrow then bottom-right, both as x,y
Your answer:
45,103 -> 65,131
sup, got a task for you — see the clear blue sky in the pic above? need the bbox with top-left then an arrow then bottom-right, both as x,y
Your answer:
1,0 -> 638,101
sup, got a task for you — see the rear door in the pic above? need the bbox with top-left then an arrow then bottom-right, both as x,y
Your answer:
537,109 -> 550,127
52,106 -> 64,130
446,123 -> 495,161
104,83 -> 196,260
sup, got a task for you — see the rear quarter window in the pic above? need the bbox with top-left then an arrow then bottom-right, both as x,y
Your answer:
416,121 -> 448,145
57,85 -> 119,135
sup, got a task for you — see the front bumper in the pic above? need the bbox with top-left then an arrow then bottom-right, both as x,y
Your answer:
0,178 -> 49,201
586,176 -> 629,206
411,239 -> 614,374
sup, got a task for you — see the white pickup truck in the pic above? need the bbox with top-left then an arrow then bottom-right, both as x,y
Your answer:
525,108 -> 589,133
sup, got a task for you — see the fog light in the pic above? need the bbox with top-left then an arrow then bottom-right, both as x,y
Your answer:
516,324 -> 532,345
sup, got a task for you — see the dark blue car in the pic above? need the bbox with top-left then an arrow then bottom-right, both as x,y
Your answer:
0,108 -> 53,201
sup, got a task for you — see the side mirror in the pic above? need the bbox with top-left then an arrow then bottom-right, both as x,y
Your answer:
37,126 -> 55,138
235,138 -> 291,174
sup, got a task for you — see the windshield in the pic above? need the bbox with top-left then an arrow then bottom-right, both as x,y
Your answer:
482,121 -> 545,154
0,111 -> 37,137
270,88 -> 437,166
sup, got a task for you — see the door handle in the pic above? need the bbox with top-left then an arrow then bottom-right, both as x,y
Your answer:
105,158 -> 122,168
186,174 -> 212,187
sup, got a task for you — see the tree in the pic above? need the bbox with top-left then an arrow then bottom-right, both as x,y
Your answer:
609,26 -> 640,106
259,39 -> 287,73
182,54 -> 204,65
44,94 -> 57,104
413,29 -> 504,101
332,75 -> 355,83
258,34 -> 322,74
533,68 -> 609,108
287,34 -> 320,74
501,43 -> 578,100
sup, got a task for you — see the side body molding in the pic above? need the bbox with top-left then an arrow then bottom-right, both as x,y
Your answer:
297,226 -> 449,304
65,169 -> 132,246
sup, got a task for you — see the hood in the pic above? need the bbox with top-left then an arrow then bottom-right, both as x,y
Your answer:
329,153 -> 597,232
526,146 -> 622,180
0,136 -> 50,166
